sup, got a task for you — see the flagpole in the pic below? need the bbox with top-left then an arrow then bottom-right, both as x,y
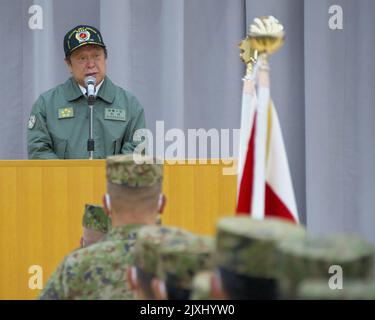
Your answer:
251,55 -> 270,220
237,38 -> 258,199
236,16 -> 300,223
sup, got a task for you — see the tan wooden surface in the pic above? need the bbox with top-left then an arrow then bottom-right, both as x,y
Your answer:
0,160 -> 237,299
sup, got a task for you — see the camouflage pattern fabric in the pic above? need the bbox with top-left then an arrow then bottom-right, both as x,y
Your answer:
277,234 -> 374,299
82,204 -> 111,233
297,279 -> 375,300
157,235 -> 214,290
39,224 -> 143,300
106,155 -> 163,187
190,271 -> 212,300
215,216 -> 306,279
133,225 -> 193,276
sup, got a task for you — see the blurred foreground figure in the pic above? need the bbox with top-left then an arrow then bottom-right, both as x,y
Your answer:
129,225 -> 213,300
211,216 -> 306,299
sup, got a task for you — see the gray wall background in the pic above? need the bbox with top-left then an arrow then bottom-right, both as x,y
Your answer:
0,0 -> 374,244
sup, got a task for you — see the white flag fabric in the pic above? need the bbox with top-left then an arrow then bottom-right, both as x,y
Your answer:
236,62 -> 299,223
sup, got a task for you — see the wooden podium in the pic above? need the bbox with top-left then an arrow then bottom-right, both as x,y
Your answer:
0,160 -> 237,299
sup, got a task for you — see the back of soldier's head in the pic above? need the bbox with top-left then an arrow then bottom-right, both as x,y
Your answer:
132,225 -> 193,299
214,216 -> 306,299
106,155 -> 163,214
157,235 -> 214,299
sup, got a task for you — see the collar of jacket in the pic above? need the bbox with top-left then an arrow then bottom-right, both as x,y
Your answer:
63,76 -> 116,104
106,224 -> 144,242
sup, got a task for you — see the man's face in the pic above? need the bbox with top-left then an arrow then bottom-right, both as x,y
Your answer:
65,45 -> 106,87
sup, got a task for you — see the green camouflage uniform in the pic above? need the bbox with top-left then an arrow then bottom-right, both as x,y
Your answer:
39,224 -> 142,300
39,155 -> 163,300
277,234 -> 374,299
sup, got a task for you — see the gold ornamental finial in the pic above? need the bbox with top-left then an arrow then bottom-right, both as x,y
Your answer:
239,37 -> 258,77
248,16 -> 285,55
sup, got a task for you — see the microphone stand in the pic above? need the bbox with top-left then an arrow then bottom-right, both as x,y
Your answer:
87,95 -> 95,160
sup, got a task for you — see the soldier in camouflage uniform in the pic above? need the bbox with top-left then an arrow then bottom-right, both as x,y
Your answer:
211,216 -> 306,300
80,204 -> 111,248
277,234 -> 374,299
129,225 -> 194,299
39,155 -> 164,300
129,226 -> 214,300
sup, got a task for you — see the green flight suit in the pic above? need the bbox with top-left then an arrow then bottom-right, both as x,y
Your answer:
27,76 -> 146,159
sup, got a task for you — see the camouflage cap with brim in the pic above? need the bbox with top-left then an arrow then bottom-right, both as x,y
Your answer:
157,235 -> 215,290
82,204 -> 111,233
133,225 -> 193,276
277,234 -> 374,298
297,279 -> 375,300
106,155 -> 163,187
215,216 -> 306,279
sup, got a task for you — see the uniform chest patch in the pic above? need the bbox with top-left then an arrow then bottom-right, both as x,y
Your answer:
104,108 -> 126,121
58,107 -> 74,119
28,115 -> 36,129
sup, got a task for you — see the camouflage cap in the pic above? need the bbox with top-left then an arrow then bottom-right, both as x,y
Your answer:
215,216 -> 306,279
190,271 -> 212,300
133,225 -> 193,276
277,234 -> 374,299
297,279 -> 375,300
82,204 -> 111,233
106,155 -> 163,187
157,235 -> 215,290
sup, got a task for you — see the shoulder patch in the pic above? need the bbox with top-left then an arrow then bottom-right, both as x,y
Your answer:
104,108 -> 126,121
58,107 -> 74,119
28,115 -> 36,129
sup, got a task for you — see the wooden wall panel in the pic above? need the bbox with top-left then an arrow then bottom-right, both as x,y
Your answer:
0,160 -> 236,299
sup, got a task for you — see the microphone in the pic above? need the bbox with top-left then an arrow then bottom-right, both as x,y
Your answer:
84,76 -> 96,103
85,76 -> 96,159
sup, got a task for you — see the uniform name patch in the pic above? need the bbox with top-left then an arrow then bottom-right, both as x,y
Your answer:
104,108 -> 126,121
58,107 -> 74,119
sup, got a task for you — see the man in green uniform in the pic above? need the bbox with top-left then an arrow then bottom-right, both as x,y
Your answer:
27,25 -> 146,159
39,155 -> 164,299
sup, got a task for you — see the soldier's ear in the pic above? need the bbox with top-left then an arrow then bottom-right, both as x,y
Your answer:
151,278 -> 167,300
127,266 -> 138,291
102,194 -> 112,216
158,194 -> 166,214
210,271 -> 227,300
